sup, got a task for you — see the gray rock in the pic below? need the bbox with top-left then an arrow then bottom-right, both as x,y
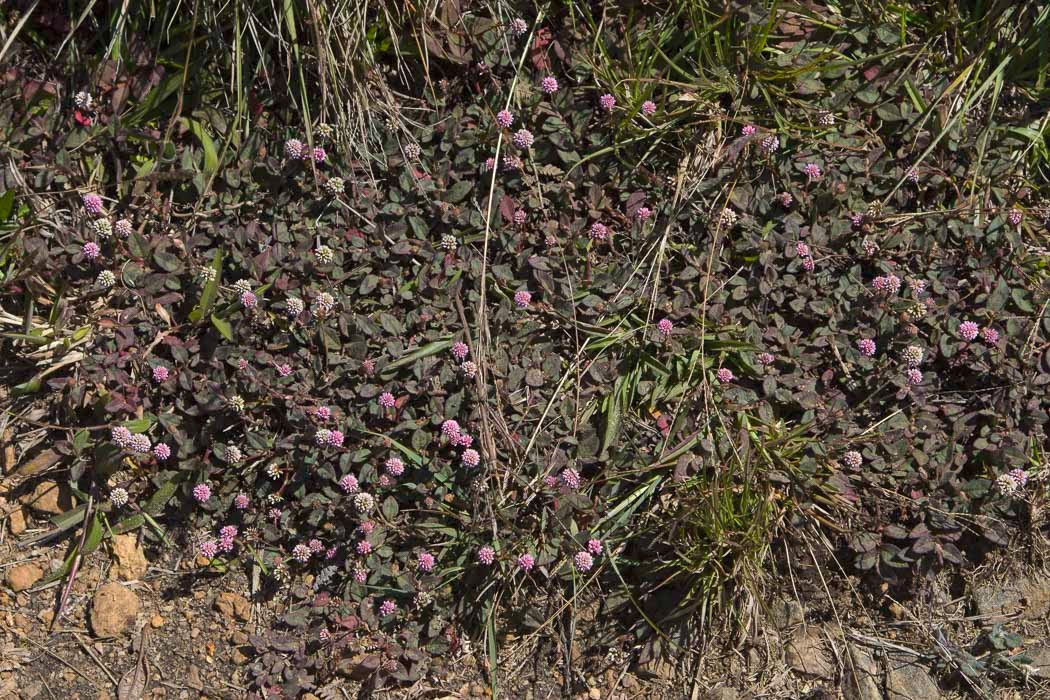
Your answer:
769,597 -> 805,629
973,578 -> 1050,624
885,653 -> 940,699
1025,646 -> 1050,677
705,689 -> 738,700
786,630 -> 835,679
842,644 -> 881,700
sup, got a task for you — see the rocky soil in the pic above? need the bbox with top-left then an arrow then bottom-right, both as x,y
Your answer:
3,462 -> 1050,699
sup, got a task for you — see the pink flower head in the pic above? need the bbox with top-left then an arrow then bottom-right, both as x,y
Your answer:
716,368 -> 734,383
378,392 -> 396,408
329,430 -> 344,447
872,274 -> 902,295
311,147 -> 326,163
573,551 -> 594,572
636,206 -> 652,221
240,290 -> 257,309
795,242 -> 810,258
129,434 -> 150,454
82,193 -> 104,214
856,339 -> 876,357
905,167 -> 919,184
284,138 -> 304,160
496,110 -> 514,129
276,363 -> 292,377
309,539 -> 323,554
461,448 -> 481,467
238,358 -> 249,371
541,76 -> 559,94
441,419 -> 461,439
589,222 -> 608,241
339,474 -> 359,493
980,327 -> 999,344
842,451 -> 862,469
379,599 -> 398,617
517,553 -> 535,572
477,546 -> 496,565
355,540 -> 372,555
192,483 -> 212,503
234,493 -> 250,509
417,551 -> 436,572
778,192 -> 794,207
358,520 -> 375,534
454,432 -> 474,447
152,365 -> 169,382
599,93 -> 616,112
483,157 -> 496,172
641,100 -> 656,116
801,256 -> 815,272
199,540 -> 218,558
152,443 -> 171,461
353,566 -> 368,583
803,163 -> 822,180
1007,209 -> 1022,226
292,544 -> 311,562
1008,468 -> 1028,488
83,242 -> 101,260
220,525 -> 238,540
326,546 -> 338,560
385,457 -> 405,476
741,124 -> 756,136
760,134 -> 780,153
314,406 -> 332,421
657,318 -> 673,338
514,290 -> 532,309
111,426 -> 133,448
586,538 -> 602,555
508,18 -> 527,37
513,209 -> 527,226
757,352 -> 776,365
512,128 -> 534,149
958,321 -> 979,341
560,468 -> 580,490
461,360 -> 478,378
502,154 -> 523,171
906,368 -> 922,385
544,475 -> 559,489
451,342 -> 469,361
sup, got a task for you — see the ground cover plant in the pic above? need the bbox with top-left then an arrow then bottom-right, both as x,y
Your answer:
1,0 -> 1049,697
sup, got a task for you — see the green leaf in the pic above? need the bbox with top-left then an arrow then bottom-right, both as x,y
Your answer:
184,117 -> 219,174
72,429 -> 91,454
446,180 -> 473,203
0,189 -> 14,222
12,375 -> 42,396
211,313 -> 233,341
122,416 -> 154,433
42,510 -> 105,585
189,250 -> 223,322
381,338 -> 454,376
154,250 -> 183,272
382,496 -> 399,520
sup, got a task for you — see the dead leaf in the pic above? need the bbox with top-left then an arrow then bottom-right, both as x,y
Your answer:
117,628 -> 149,700
13,448 -> 61,478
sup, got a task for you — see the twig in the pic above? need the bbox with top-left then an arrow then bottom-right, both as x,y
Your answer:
73,631 -> 120,687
